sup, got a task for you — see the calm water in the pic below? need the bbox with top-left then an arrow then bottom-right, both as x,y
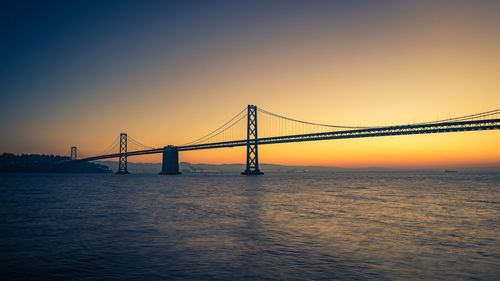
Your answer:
0,172 -> 499,280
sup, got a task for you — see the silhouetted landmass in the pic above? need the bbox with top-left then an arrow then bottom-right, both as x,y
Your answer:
0,153 -> 112,173
97,161 -> 500,174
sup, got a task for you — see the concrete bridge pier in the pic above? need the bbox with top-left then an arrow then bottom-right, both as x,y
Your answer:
159,146 -> 181,175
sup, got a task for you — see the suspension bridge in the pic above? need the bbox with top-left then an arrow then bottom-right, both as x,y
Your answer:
70,105 -> 500,175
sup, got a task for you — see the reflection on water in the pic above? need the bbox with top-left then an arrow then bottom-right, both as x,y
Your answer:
1,172 -> 499,280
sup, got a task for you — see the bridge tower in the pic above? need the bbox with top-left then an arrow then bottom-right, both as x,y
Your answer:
241,105 -> 264,175
70,146 -> 77,161
116,133 -> 130,174
159,145 -> 181,175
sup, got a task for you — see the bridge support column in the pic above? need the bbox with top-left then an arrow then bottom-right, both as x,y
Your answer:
116,133 -> 130,174
70,146 -> 77,161
160,146 -> 181,175
242,105 -> 264,175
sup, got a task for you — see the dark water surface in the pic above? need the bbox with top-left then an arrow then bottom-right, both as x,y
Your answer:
1,172 -> 499,280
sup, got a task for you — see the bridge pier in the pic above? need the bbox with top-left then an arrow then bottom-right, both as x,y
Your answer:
160,145 -> 181,175
242,105 -> 264,175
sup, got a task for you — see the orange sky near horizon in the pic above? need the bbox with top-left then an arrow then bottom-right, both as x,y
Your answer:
97,128 -> 500,168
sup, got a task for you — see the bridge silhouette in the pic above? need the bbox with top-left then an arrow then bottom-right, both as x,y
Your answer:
71,105 -> 500,175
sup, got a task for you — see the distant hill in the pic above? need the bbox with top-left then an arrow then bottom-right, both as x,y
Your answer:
96,161 -> 500,174
0,153 -> 112,173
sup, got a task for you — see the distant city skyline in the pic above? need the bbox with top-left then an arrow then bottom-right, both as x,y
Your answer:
1,0 -> 499,167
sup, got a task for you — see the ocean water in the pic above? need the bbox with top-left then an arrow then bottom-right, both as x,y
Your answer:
0,172 -> 499,280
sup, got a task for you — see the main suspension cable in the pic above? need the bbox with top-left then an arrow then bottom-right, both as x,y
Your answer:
182,106 -> 248,145
257,107 -> 372,129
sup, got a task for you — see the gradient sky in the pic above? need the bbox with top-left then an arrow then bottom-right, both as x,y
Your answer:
1,0 -> 499,167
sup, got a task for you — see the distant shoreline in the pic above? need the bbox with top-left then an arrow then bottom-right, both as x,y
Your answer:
2,153 -> 497,174
0,153 -> 112,173
97,161 -> 500,174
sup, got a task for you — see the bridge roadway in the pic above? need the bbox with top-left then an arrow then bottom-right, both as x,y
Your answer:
76,118 -> 500,162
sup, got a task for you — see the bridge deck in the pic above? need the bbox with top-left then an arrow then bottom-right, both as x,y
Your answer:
75,118 -> 500,162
